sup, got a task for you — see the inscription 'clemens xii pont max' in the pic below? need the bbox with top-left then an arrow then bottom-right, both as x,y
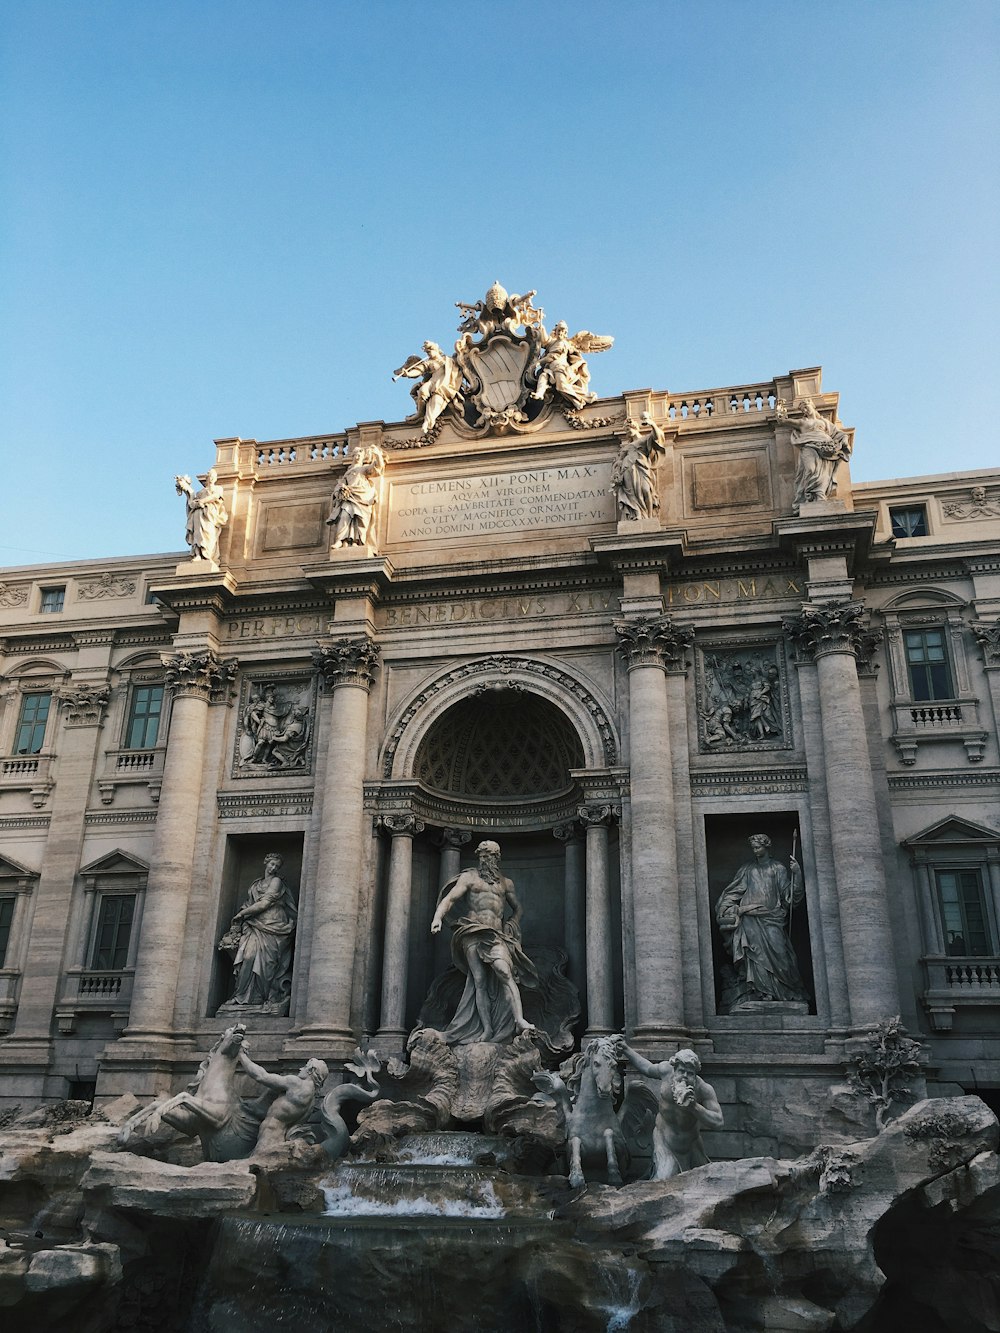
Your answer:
387,464 -> 616,542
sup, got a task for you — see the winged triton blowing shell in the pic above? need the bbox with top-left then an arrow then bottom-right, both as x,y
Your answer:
392,284 -> 613,438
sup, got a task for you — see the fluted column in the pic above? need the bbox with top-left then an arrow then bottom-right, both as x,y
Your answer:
614,616 -> 694,1044
578,804 -> 619,1037
784,601 -> 900,1026
125,652 -> 235,1040
554,822 -> 586,1000
376,812 -> 424,1047
300,637 -> 380,1050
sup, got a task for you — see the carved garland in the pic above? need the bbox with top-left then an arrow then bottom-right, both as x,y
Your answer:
381,654 -> 618,778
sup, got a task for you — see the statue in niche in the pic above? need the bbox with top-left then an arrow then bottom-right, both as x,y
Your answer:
218,853 -> 297,1016
430,839 -> 540,1044
700,650 -> 784,751
393,340 -> 464,435
175,468 -> 229,563
530,321 -> 613,410
614,1043 -> 724,1178
776,398 -> 853,509
611,413 -> 668,520
714,833 -> 809,1012
238,684 -> 311,769
326,442 -> 386,548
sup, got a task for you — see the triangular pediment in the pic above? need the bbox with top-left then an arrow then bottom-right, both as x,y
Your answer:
0,853 -> 39,879
903,816 -> 1000,848
79,849 -> 150,876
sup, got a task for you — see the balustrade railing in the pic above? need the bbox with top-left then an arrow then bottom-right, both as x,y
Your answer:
665,383 -> 777,423
256,438 -> 351,467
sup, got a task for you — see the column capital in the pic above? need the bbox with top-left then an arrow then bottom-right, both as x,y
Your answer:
972,618 -> 1000,669
553,820 -> 583,843
613,614 -> 693,671
578,802 -> 620,828
161,650 -> 237,702
314,636 -> 381,692
58,681 -> 111,727
782,600 -> 875,662
377,812 -> 425,838
438,826 -> 472,850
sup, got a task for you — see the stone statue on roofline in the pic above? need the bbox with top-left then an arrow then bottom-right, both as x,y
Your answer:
611,412 -> 668,521
776,398 -> 853,510
175,468 -> 228,564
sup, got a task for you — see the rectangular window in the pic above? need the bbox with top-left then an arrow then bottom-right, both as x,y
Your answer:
936,869 -> 991,957
39,586 -> 65,613
890,506 -> 928,539
0,896 -> 15,968
124,685 -> 164,749
904,628 -> 953,701
14,692 -> 51,755
91,894 -> 135,970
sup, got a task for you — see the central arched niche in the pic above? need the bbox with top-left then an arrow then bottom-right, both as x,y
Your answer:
401,688 -> 598,1032
414,690 -> 585,800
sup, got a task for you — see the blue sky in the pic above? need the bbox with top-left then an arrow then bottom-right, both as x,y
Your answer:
2,1 -> 998,564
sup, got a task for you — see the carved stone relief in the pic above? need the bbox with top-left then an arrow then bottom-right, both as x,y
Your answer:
77,572 -> 137,600
0,583 -> 29,608
232,674 -> 316,777
695,641 -> 792,753
941,486 -> 1000,520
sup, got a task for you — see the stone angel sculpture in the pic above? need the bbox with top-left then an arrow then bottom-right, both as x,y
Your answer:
531,321 -> 614,410
393,340 -> 464,434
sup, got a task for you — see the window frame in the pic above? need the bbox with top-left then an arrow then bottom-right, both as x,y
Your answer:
889,504 -> 929,539
14,691 -> 52,755
39,585 -> 66,613
123,682 -> 164,750
903,626 -> 954,702
89,892 -> 137,971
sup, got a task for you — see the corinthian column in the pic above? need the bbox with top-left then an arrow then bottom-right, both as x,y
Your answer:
376,812 -> 424,1048
614,615 -> 693,1045
784,601 -> 900,1026
578,803 -> 619,1037
300,636 -> 380,1052
125,652 -> 236,1041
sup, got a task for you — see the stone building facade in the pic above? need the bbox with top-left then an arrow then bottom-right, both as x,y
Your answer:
1,298 -> 998,1156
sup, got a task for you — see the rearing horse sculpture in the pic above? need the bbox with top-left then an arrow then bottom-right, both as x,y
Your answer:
532,1035 -> 654,1189
120,1023 -> 266,1162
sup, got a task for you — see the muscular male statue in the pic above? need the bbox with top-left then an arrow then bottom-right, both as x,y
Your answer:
431,839 -> 539,1045
616,1043 -> 724,1178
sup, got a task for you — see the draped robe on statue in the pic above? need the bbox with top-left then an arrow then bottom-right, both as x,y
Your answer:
714,855 -> 807,1004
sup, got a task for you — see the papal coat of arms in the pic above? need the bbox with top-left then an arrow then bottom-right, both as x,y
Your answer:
393,282 -> 613,439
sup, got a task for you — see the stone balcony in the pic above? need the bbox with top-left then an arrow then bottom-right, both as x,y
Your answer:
891,697 -> 988,765
921,954 -> 1000,1031
0,752 -> 54,808
55,968 -> 134,1034
98,747 -> 165,805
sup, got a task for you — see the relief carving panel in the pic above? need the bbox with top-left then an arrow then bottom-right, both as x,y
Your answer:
695,640 -> 792,754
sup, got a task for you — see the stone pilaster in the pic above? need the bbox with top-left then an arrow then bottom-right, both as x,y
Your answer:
120,652 -> 235,1056
578,803 -> 619,1037
1,677 -> 111,1084
376,812 -> 424,1048
553,822 -> 586,1002
614,615 -> 693,1045
298,636 -> 380,1053
973,619 -> 1000,750
783,601 -> 900,1026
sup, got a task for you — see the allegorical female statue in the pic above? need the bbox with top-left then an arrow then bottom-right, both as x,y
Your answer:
611,413 -> 667,520
218,853 -> 297,1016
175,468 -> 229,563
777,398 -> 852,509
